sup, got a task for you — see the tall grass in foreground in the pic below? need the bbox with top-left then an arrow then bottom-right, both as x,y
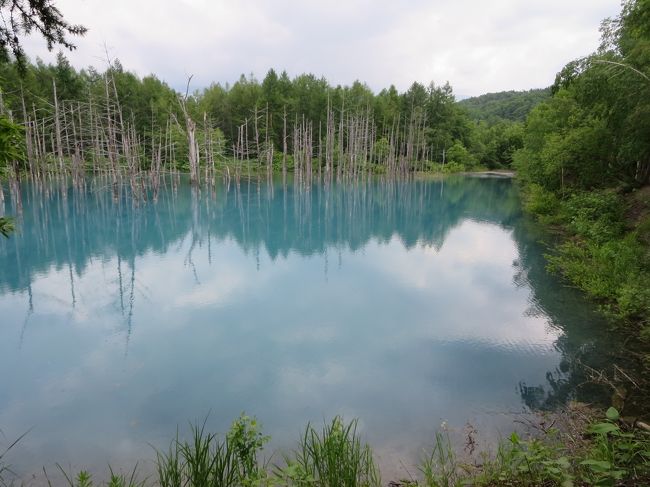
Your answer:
277,417 -> 380,487
0,430 -> 30,485
155,414 -> 268,487
417,431 -> 465,487
154,416 -> 379,487
7,408 -> 650,486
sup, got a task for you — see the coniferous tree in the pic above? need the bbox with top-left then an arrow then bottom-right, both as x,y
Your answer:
0,0 -> 86,71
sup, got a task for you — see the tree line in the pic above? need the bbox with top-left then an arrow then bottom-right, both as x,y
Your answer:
0,53 -> 536,186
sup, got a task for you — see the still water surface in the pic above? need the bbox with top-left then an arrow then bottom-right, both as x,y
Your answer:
0,176 -> 610,479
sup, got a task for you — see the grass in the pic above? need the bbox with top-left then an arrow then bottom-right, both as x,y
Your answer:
6,409 -> 649,486
417,430 -> 465,487
154,415 -> 257,487
153,415 -> 379,487
277,417 -> 380,487
0,429 -> 29,485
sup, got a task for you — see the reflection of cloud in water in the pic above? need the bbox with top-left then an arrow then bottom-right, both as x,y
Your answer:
274,325 -> 339,345
0,177 -> 611,481
359,223 -> 560,348
279,363 -> 348,393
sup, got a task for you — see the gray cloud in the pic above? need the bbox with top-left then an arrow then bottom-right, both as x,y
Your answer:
23,0 -> 621,96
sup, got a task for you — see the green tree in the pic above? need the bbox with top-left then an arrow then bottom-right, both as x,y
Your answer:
446,141 -> 475,167
548,0 -> 650,186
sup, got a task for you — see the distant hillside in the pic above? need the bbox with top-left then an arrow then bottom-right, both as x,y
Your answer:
458,88 -> 551,123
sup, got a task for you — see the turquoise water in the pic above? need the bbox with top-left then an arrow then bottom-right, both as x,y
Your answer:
0,176 -> 611,479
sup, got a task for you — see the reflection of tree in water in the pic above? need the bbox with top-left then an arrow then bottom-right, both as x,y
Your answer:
3,175 -> 640,409
512,217 -> 646,413
0,175 -> 521,352
0,175 -> 521,293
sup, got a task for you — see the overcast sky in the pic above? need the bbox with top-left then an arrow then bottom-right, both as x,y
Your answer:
23,0 -> 622,98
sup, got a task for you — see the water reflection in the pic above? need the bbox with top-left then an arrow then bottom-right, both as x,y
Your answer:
0,177 -> 521,290
0,176 -> 615,479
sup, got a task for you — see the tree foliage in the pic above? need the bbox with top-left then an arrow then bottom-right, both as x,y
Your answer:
0,115 -> 24,167
518,0 -> 650,190
0,0 -> 86,70
458,88 -> 551,123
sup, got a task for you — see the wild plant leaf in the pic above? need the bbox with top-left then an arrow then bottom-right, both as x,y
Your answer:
588,422 -> 620,435
605,407 -> 620,421
580,459 -> 612,472
557,456 -> 571,468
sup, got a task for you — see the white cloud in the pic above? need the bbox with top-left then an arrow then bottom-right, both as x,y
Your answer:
21,0 -> 621,96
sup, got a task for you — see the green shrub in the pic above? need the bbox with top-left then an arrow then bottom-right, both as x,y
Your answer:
446,142 -> 475,168
564,191 -> 625,243
523,183 -> 560,218
579,407 -> 650,486
548,233 -> 648,320
227,413 -> 270,484
440,162 -> 465,174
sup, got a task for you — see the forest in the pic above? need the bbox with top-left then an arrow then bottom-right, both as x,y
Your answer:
458,88 -> 551,123
0,51 -> 532,190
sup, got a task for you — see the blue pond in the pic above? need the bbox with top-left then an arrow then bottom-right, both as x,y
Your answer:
0,175 -> 610,479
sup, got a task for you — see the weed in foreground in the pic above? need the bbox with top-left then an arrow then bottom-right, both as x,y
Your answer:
7,408 -> 650,486
155,413 -> 269,487
0,429 -> 29,485
402,406 -> 650,487
277,416 -> 380,487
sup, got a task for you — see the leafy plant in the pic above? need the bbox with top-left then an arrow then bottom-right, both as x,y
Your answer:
107,464 -> 147,487
579,407 -> 650,486
227,413 -> 270,485
481,431 -> 574,487
57,465 -> 95,487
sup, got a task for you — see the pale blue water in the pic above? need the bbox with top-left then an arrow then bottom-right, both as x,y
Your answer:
0,176 -> 611,480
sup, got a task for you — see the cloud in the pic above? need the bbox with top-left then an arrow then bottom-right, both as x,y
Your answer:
22,0 -> 621,96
